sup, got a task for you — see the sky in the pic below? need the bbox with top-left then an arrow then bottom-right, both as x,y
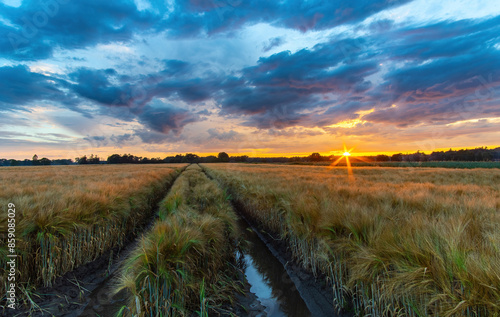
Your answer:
0,0 -> 499,159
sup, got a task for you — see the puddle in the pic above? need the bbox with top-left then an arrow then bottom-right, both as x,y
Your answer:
238,218 -> 312,317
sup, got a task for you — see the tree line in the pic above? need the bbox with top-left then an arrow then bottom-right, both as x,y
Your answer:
1,147 -> 498,166
106,152 -> 240,164
375,147 -> 500,162
0,154 -> 73,166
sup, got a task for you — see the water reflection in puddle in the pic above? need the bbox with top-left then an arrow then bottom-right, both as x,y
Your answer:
238,219 -> 312,317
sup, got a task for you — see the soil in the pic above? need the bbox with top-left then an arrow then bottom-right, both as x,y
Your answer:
3,230 -> 141,317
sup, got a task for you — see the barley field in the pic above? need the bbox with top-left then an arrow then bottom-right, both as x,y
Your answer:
203,163 -> 500,316
2,163 -> 499,316
116,164 -> 241,316
0,164 -> 186,304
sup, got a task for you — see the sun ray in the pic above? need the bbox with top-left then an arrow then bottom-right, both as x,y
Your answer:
346,155 -> 354,181
327,155 -> 345,169
354,156 -> 373,164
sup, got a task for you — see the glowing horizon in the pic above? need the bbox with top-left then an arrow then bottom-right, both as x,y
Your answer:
3,143 -> 500,161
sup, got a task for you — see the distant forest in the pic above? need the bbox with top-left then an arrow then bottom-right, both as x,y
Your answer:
1,147 -> 499,166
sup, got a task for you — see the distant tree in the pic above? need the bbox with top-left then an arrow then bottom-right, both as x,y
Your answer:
121,154 -> 135,163
39,157 -> 51,165
203,155 -> 218,163
165,154 -> 185,163
32,154 -> 39,165
429,151 -> 445,161
231,155 -> 249,163
391,153 -> 403,162
309,153 -> 321,162
9,159 -> 19,166
184,153 -> 200,163
480,150 -> 493,161
88,154 -> 100,164
164,156 -> 180,163
107,154 -> 122,164
375,155 -> 390,162
218,152 -> 229,162
52,159 -> 72,165
75,156 -> 87,164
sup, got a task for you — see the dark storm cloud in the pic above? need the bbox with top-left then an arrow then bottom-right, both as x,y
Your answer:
0,22 -> 53,60
164,0 -> 413,36
160,59 -> 191,76
0,0 -> 159,60
0,64 -> 66,110
147,75 -> 220,104
138,103 -> 201,135
383,51 -> 500,101
69,62 -> 222,111
69,68 -> 134,107
245,40 -> 375,90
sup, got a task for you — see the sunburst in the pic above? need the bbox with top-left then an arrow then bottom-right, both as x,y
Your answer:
329,144 -> 355,180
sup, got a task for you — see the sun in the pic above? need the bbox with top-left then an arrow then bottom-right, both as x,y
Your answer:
329,144 -> 355,180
